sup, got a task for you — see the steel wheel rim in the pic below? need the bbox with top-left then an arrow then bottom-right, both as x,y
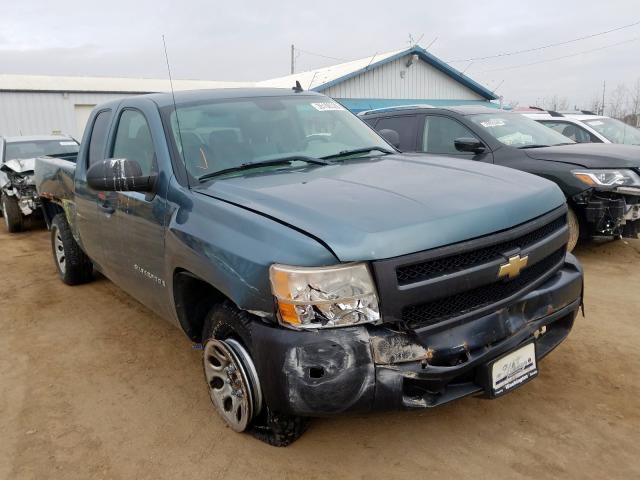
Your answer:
53,227 -> 66,274
226,338 -> 262,417
203,339 -> 252,432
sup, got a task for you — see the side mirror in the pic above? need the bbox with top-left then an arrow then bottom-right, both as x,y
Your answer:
454,137 -> 486,154
87,158 -> 156,192
379,129 -> 400,149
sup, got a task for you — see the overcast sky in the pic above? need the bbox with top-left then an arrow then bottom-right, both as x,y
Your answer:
1,0 -> 639,107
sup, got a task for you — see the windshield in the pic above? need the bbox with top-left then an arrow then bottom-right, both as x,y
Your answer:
164,96 -> 391,179
470,113 -> 574,148
583,118 -> 640,145
4,139 -> 79,162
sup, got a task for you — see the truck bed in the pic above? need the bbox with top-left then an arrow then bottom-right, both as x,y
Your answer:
34,156 -> 76,205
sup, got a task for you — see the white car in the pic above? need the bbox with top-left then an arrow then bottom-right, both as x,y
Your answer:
521,109 -> 640,145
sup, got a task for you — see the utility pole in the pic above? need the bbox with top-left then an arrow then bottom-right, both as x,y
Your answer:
601,80 -> 606,116
290,44 -> 295,74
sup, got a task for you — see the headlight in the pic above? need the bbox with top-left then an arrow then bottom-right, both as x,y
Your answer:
572,169 -> 640,187
269,263 -> 380,329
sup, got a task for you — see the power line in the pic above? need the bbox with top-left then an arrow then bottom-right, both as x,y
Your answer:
295,48 -> 351,62
475,36 -> 640,73
447,19 -> 640,63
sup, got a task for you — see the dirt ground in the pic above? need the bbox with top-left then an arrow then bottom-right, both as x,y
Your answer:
0,227 -> 639,480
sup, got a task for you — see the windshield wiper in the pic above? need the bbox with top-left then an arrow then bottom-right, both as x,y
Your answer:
321,146 -> 393,160
517,144 -> 551,149
198,155 -> 331,182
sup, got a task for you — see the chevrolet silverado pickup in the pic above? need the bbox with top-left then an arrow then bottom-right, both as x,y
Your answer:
362,105 -> 640,251
35,89 -> 583,446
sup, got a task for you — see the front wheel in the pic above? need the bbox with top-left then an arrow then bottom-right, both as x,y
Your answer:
2,194 -> 24,233
201,302 -> 308,446
50,213 -> 93,285
567,207 -> 580,253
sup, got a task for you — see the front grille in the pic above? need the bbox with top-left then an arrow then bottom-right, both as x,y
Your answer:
396,215 -> 566,285
401,247 -> 566,329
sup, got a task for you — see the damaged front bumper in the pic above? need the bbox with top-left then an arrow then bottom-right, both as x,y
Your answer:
251,254 -> 583,416
574,187 -> 640,237
2,185 -> 40,216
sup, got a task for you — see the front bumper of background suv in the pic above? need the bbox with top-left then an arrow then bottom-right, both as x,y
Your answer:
573,187 -> 640,237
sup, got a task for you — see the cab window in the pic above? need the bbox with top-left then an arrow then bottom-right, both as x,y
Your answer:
88,110 -> 112,166
112,110 -> 157,175
422,116 -> 480,154
374,116 -> 418,150
538,120 -> 600,143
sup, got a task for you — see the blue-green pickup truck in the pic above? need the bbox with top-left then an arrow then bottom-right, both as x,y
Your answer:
34,88 -> 583,446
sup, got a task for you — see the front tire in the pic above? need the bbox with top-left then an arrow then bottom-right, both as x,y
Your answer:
567,207 -> 580,252
50,213 -> 93,285
2,194 -> 24,233
201,302 -> 308,446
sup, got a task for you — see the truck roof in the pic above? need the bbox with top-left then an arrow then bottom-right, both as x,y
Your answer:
103,88 -> 326,109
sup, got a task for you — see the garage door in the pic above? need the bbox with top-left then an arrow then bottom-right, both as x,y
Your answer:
74,104 -> 97,139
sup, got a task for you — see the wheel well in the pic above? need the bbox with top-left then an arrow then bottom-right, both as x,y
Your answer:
41,200 -> 65,228
173,269 -> 226,342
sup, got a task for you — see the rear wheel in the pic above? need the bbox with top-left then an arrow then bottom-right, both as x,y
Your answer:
50,213 -> 93,285
201,302 -> 308,446
567,207 -> 580,252
2,194 -> 24,233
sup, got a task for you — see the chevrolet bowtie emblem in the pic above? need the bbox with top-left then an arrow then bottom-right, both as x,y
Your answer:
498,254 -> 529,279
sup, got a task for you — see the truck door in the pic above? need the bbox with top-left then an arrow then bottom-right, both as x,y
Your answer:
75,109 -> 113,268
106,107 -> 168,314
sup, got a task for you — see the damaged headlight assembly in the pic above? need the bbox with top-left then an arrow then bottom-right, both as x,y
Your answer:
572,169 -> 640,187
269,263 -> 380,329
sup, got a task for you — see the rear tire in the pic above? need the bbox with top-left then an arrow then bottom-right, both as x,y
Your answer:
50,213 -> 93,285
567,207 -> 580,253
2,194 -> 24,233
201,301 -> 308,446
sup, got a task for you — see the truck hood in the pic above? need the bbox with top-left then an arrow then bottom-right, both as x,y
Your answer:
524,143 -> 640,168
1,158 -> 36,174
195,155 -> 564,261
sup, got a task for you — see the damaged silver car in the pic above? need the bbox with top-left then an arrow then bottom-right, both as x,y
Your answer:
1,135 -> 79,232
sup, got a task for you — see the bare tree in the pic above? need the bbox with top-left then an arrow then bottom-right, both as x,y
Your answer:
588,93 -> 602,115
608,84 -> 629,119
630,79 -> 640,126
542,95 -> 570,111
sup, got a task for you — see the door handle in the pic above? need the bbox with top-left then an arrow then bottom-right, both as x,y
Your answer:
98,202 -> 115,215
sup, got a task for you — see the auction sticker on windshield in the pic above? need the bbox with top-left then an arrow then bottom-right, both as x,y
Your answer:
311,102 -> 345,112
490,342 -> 538,397
480,118 -> 506,128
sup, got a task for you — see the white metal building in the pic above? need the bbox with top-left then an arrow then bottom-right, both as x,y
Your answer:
258,46 -> 498,113
0,75 -> 249,138
0,45 -> 496,138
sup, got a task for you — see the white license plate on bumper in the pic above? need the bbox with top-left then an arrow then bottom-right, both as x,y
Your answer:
490,342 -> 538,397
